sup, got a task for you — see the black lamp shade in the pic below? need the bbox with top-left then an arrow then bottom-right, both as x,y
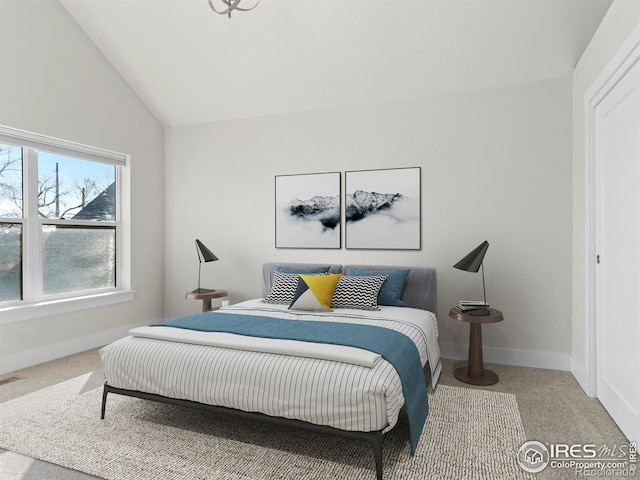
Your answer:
453,241 -> 489,272
193,239 -> 218,294
195,239 -> 218,263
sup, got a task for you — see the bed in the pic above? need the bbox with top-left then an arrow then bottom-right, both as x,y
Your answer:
100,263 -> 441,480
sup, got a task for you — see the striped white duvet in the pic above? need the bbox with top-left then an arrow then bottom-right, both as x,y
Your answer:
100,299 -> 441,434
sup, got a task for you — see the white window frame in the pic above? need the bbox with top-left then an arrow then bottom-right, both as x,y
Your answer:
0,125 -> 133,324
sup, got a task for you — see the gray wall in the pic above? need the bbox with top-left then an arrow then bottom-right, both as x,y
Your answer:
0,0 -> 165,369
165,77 -> 573,368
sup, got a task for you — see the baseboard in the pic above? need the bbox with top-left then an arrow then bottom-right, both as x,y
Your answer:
0,318 -> 166,375
440,343 -> 572,371
570,356 -> 594,398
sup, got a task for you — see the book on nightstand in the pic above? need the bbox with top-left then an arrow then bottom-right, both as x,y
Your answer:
456,300 -> 489,312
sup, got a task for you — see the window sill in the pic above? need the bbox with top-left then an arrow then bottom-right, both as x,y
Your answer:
0,290 -> 135,325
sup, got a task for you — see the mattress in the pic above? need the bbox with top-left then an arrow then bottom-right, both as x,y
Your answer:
100,299 -> 441,434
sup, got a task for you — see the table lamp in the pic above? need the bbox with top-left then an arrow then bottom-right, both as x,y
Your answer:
453,240 -> 490,315
193,239 -> 218,293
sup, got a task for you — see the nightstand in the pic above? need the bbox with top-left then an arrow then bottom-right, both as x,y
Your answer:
185,289 -> 228,312
449,307 -> 503,386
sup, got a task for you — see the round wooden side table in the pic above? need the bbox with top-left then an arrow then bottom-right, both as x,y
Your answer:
449,307 -> 503,386
185,289 -> 228,312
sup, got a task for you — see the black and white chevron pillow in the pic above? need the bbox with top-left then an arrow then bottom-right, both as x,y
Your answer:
263,271 -> 328,305
331,275 -> 388,310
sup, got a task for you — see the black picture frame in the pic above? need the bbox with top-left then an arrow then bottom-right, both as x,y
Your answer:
275,172 -> 341,249
345,167 -> 421,250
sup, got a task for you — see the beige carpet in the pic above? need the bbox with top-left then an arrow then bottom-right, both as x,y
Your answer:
0,381 -> 533,480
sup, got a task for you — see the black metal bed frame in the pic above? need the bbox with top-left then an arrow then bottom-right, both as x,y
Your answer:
101,383 -> 386,480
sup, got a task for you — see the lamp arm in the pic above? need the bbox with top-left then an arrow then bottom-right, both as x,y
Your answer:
481,262 -> 487,307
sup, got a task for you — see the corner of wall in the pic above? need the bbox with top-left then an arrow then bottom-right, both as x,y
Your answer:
570,356 -> 594,398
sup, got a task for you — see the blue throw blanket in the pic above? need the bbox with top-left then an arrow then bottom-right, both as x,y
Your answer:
154,311 -> 428,455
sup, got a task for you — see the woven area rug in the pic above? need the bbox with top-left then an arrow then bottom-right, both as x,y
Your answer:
0,382 -> 532,480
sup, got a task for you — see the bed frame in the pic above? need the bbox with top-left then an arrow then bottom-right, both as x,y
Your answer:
101,263 -> 437,480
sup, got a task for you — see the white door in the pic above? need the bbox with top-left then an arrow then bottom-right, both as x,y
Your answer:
594,58 -> 640,444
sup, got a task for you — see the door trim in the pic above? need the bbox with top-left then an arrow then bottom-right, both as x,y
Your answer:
583,21 -> 640,397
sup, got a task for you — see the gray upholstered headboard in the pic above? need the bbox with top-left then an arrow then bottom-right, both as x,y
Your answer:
262,263 -> 343,297
261,263 -> 437,313
344,264 -> 437,313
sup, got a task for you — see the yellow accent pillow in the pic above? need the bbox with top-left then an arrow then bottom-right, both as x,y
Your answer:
288,274 -> 342,312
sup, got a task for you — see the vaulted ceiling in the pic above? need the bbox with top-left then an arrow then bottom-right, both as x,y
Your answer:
60,0 -> 612,127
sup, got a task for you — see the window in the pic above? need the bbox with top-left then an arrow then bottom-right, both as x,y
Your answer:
0,125 -> 131,320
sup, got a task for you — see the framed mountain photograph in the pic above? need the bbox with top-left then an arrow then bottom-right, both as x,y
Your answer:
275,172 -> 341,249
345,167 -> 421,250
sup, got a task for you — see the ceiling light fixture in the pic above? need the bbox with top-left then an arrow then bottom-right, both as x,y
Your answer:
208,0 -> 260,18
